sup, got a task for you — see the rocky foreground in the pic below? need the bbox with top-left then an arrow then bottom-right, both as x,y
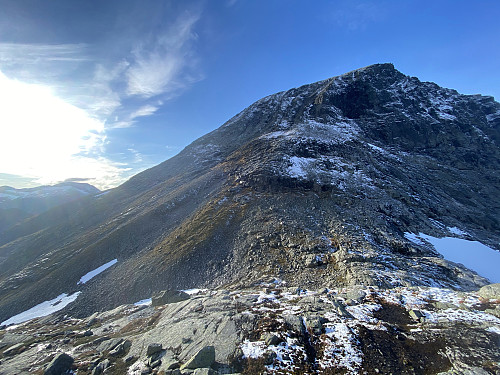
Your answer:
0,282 -> 499,375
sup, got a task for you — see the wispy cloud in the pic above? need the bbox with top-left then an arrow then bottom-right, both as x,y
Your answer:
130,105 -> 159,119
0,43 -> 89,64
0,5 -> 204,189
125,12 -> 202,98
108,105 -> 160,129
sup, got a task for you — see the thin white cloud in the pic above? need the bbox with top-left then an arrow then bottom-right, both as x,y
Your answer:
107,105 -> 159,129
0,43 -> 89,64
129,104 -> 159,119
127,148 -> 144,163
126,12 -> 201,98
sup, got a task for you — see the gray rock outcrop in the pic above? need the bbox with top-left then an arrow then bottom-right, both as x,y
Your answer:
478,283 -> 500,300
44,353 -> 74,375
152,290 -> 191,306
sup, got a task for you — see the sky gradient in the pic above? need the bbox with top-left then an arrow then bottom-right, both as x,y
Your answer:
0,0 -> 499,190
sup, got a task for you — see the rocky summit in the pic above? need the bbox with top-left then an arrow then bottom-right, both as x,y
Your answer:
0,63 -> 499,374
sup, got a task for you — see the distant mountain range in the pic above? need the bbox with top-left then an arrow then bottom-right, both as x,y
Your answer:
0,63 -> 498,324
0,182 -> 100,233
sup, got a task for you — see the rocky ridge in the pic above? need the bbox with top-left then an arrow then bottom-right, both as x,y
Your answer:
0,282 -> 499,374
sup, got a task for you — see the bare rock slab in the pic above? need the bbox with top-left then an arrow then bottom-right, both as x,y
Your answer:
152,290 -> 190,306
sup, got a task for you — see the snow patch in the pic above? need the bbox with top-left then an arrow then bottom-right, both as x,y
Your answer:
287,156 -> 314,179
241,339 -> 266,359
487,326 -> 500,335
447,226 -> 468,236
285,155 -> 372,190
406,233 -> 500,283
1,292 -> 81,326
404,232 -> 425,246
260,129 -> 296,139
320,323 -> 363,373
182,288 -> 208,295
133,298 -> 152,306
77,259 -> 118,284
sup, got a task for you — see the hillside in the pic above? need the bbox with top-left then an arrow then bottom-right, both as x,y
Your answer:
0,63 -> 499,328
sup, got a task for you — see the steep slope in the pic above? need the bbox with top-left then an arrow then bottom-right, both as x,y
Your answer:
0,63 -> 499,323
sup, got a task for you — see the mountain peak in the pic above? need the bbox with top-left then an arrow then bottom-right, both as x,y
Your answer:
0,65 -> 499,334
343,62 -> 396,76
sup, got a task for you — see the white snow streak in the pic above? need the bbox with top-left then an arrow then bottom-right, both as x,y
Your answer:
77,259 -> 118,284
1,292 -> 81,326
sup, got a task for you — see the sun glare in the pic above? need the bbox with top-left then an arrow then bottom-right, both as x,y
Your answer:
0,71 -> 125,189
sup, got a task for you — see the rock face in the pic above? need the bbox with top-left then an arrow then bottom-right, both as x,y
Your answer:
0,63 -> 499,326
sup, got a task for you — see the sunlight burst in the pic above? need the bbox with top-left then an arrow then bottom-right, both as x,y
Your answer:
0,71 -> 127,189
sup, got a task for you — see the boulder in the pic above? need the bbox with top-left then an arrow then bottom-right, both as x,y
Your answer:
284,314 -> 304,333
485,307 -> 500,318
91,359 -> 110,375
151,359 -> 162,368
409,309 -> 426,322
264,350 -> 277,365
109,339 -> 131,356
432,301 -> 458,310
152,290 -> 190,306
97,337 -> 123,353
330,299 -> 354,318
303,314 -> 326,335
304,254 -> 323,267
158,350 -> 180,372
146,343 -> 163,357
44,353 -> 74,375
343,286 -> 367,303
180,346 -> 216,370
261,333 -> 282,346
85,312 -> 100,327
478,283 -> 500,300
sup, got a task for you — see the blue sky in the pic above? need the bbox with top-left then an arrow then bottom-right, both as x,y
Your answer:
0,0 -> 499,190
